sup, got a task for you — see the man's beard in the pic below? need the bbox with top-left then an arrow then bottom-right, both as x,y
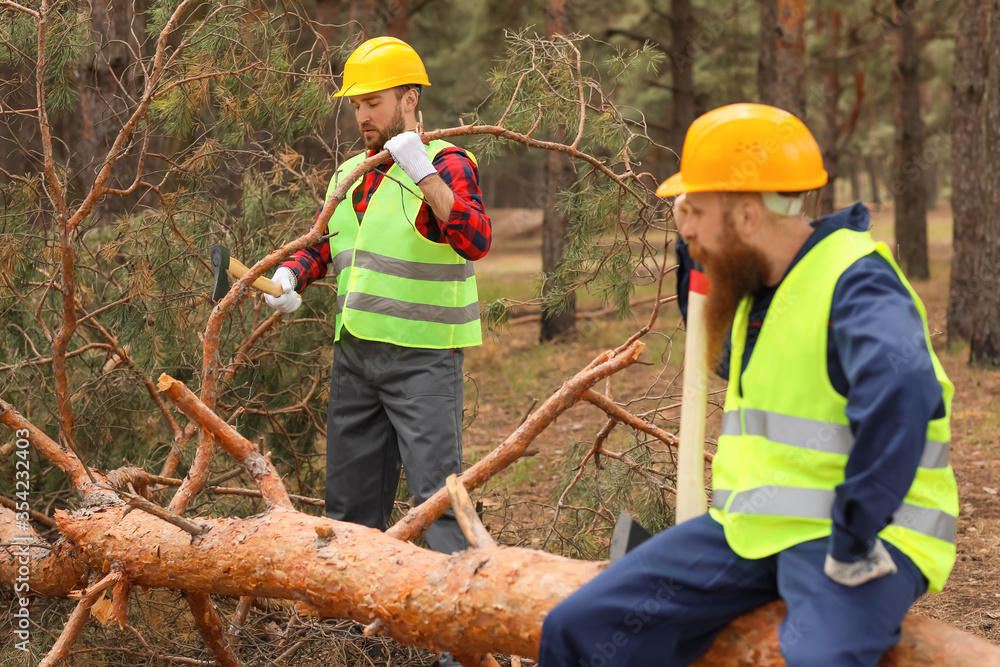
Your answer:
688,211 -> 770,370
362,105 -> 406,151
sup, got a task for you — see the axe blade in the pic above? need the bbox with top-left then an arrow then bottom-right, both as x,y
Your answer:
609,511 -> 653,563
210,244 -> 231,303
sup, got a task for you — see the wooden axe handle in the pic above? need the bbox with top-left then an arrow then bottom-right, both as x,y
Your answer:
227,258 -> 285,298
675,268 -> 709,523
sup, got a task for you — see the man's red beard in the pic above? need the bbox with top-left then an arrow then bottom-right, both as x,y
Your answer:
688,211 -> 770,369
361,105 -> 407,151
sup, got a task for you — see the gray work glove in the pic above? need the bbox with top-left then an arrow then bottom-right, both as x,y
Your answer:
824,538 -> 897,587
384,131 -> 436,184
263,266 -> 301,314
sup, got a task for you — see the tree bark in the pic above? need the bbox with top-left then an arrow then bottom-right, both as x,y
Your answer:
970,1 -> 1000,366
77,0 -> 145,218
541,1 -> 577,342
670,0 -> 696,171
891,0 -> 930,280
386,0 -> 409,40
867,153 -> 882,209
758,0 -> 778,106
820,9 -> 843,216
350,0 -> 377,40
759,0 -> 807,119
0,506 -> 88,597
949,0 -> 988,344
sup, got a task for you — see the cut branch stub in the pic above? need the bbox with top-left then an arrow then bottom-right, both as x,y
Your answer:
446,474 -> 495,550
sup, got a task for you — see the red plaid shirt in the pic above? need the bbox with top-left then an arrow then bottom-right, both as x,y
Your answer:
282,146 -> 491,292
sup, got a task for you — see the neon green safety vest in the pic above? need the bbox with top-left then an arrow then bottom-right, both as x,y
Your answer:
324,140 -> 482,349
709,227 -> 958,592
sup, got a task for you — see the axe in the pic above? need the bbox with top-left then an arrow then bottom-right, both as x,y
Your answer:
210,244 -> 284,303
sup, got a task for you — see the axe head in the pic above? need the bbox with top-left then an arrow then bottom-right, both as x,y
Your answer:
210,244 -> 231,303
609,511 -> 653,563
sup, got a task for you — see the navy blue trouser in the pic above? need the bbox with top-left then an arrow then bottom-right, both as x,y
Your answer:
539,514 -> 927,667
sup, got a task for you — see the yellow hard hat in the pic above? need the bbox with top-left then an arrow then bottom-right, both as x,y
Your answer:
656,103 -> 828,198
333,36 -> 431,98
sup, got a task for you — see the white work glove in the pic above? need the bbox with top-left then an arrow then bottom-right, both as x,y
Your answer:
384,131 -> 437,184
264,266 -> 301,314
824,538 -> 897,587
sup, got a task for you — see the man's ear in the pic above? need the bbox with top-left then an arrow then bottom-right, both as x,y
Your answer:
402,88 -> 419,114
730,195 -> 762,240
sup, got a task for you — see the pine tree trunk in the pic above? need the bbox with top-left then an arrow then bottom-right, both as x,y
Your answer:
77,0 -> 144,219
541,0 -> 576,342
670,0 -> 696,171
758,0 -> 778,105
948,0 -> 987,344
759,0 -> 807,119
350,0 -> 377,40
867,154 -> 882,209
820,9 -> 843,216
970,1 -> 1000,367
891,0 -> 930,280
386,0 -> 409,40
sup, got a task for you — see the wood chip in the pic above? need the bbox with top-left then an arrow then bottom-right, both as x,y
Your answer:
91,595 -> 115,626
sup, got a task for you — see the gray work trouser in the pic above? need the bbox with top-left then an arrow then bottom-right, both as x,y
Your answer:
325,329 -> 468,554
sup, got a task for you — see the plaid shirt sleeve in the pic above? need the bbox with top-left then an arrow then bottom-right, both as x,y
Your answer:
416,147 -> 492,261
280,207 -> 330,293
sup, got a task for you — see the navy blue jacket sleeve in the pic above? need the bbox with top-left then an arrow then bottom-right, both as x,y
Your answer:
827,253 -> 945,563
676,238 -> 692,323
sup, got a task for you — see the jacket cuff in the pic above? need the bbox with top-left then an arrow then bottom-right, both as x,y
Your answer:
829,525 -> 877,563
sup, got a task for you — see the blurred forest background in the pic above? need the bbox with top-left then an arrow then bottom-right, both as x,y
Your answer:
2,0 -> 1000,664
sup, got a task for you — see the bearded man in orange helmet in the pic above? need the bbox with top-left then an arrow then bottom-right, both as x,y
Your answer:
264,37 -> 491,612
539,104 -> 958,666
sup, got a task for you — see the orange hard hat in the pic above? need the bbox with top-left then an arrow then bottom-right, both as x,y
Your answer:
333,36 -> 431,98
657,103 -> 828,198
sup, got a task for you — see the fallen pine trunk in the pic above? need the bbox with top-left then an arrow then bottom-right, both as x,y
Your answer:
54,505 -> 1000,665
56,506 -> 603,658
0,506 -> 88,597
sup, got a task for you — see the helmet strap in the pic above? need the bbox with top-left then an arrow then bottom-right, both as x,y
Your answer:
761,191 -> 804,217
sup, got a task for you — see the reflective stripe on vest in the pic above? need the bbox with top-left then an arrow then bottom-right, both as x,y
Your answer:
332,248 -> 476,283
719,408 -> 950,468
336,291 -> 480,325
712,485 -> 956,543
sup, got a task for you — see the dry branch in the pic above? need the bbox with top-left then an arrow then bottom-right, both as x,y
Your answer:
158,374 -> 294,511
0,398 -> 118,504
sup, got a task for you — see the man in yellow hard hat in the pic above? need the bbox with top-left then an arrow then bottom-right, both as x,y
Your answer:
539,104 -> 957,666
264,38 -> 491,575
